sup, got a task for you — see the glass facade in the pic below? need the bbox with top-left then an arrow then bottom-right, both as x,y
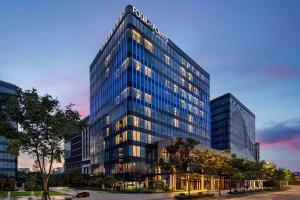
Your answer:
211,93 -> 256,161
89,5 -> 210,176
0,80 -> 18,177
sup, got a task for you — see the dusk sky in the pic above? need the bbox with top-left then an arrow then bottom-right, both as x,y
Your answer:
1,0 -> 299,171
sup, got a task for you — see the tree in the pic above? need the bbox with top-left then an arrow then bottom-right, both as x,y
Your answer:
2,89 -> 83,200
159,138 -> 198,196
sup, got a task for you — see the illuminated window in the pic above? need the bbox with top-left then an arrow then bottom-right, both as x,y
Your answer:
144,107 -> 151,117
173,84 -> 178,93
134,59 -> 141,71
133,116 -> 140,127
144,93 -> 152,104
181,100 -> 186,109
132,29 -> 141,43
174,119 -> 179,127
194,87 -> 199,95
188,83 -> 192,91
188,114 -> 193,122
188,124 -> 193,133
145,120 -> 151,130
132,131 -> 140,141
133,145 -> 140,157
105,127 -> 109,136
161,148 -> 168,159
189,104 -> 193,112
181,78 -> 185,86
105,54 -> 111,66
199,111 -> 204,117
134,88 -> 141,99
122,131 -> 128,141
144,39 -> 153,52
174,108 -> 178,116
144,66 -> 152,77
115,120 -> 122,131
188,73 -> 193,81
116,134 -> 121,145
105,115 -> 110,125
123,116 -> 128,127
148,134 -> 153,144
165,54 -> 170,65
180,67 -> 186,76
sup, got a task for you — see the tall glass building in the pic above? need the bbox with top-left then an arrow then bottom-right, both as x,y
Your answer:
89,5 -> 210,177
210,93 -> 256,161
0,80 -> 18,177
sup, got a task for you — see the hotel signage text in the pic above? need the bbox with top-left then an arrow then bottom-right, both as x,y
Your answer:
132,6 -> 169,43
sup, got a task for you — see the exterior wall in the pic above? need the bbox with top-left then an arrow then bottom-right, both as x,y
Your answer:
254,142 -> 260,162
211,93 -> 256,161
81,116 -> 91,175
89,5 -> 210,177
0,80 -> 18,177
65,133 -> 82,172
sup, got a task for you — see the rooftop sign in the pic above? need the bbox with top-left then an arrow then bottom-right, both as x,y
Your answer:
132,6 -> 169,43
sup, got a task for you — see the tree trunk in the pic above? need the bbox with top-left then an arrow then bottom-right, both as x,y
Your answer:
187,173 -> 190,196
218,176 -> 221,196
42,177 -> 50,200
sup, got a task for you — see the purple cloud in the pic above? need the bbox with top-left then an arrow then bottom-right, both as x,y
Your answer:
253,65 -> 299,79
257,119 -> 300,152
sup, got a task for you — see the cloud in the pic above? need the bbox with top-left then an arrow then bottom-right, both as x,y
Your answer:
257,119 -> 300,152
253,65 -> 299,79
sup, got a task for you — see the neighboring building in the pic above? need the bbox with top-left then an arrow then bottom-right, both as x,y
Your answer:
81,116 -> 91,175
64,116 -> 90,174
210,93 -> 256,161
0,80 -> 18,177
51,167 -> 63,174
254,142 -> 260,162
64,133 -> 82,173
18,168 -> 30,174
89,5 -> 210,177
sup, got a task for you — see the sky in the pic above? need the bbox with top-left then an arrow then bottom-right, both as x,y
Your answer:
0,0 -> 300,171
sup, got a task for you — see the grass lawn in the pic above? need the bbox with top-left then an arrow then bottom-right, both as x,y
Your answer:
0,191 -> 63,197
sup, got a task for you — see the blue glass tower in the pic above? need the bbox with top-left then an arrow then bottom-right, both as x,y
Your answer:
89,5 -> 210,177
0,80 -> 18,177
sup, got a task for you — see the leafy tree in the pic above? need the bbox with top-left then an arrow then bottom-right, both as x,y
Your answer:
2,89 -> 83,200
159,138 -> 198,196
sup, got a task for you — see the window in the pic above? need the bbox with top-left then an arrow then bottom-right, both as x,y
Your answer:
133,145 -> 140,157
181,89 -> 186,98
134,59 -> 141,71
105,67 -> 110,77
145,120 -> 151,130
181,78 -> 185,86
132,29 -> 141,43
144,93 -> 152,104
165,79 -> 170,88
144,39 -> 153,52
181,100 -> 186,109
105,54 -> 111,66
134,88 -> 141,99
188,73 -> 193,81
132,131 -> 140,141
144,66 -> 152,77
188,124 -> 193,133
148,134 -> 153,144
161,148 -> 168,159
144,107 -> 151,117
133,116 -> 140,127
174,84 -> 178,93
105,127 -> 109,136
123,116 -> 128,127
188,83 -> 192,92
174,108 -> 178,116
116,134 -> 121,145
188,114 -> 193,122
105,115 -> 110,125
174,119 -> 179,127
122,131 -> 128,141
180,67 -> 186,76
165,54 -> 170,65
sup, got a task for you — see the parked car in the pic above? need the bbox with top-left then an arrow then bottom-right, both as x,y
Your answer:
76,192 -> 90,198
